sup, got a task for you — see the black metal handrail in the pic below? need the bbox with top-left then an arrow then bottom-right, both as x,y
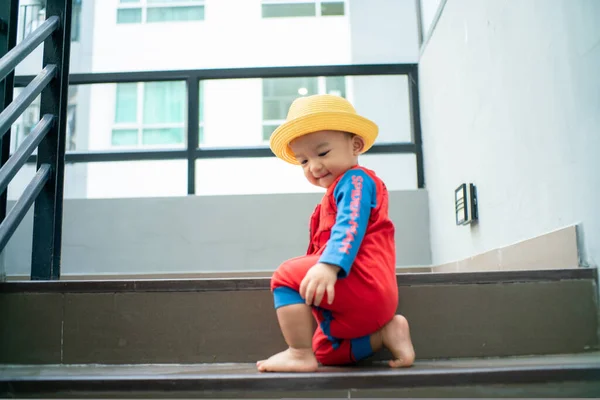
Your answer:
0,163 -> 50,251
0,16 -> 58,82
0,114 -> 54,192
0,64 -> 56,136
14,63 -> 416,85
25,143 -> 415,164
0,0 -> 72,280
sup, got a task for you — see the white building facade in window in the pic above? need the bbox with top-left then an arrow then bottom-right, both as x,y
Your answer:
11,0 -> 421,199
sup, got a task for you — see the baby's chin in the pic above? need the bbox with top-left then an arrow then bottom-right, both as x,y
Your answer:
308,182 -> 329,189
306,178 -> 330,189
317,177 -> 336,188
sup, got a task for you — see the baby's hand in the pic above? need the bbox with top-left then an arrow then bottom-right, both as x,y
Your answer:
300,262 -> 340,307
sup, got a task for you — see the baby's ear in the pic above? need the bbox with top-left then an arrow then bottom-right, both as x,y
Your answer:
352,135 -> 365,154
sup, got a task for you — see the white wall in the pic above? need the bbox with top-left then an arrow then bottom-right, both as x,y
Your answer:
419,0 -> 444,40
348,0 -> 420,63
2,190 -> 431,276
419,0 -> 600,268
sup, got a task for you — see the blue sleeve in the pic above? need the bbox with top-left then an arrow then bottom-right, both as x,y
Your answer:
318,169 -> 377,278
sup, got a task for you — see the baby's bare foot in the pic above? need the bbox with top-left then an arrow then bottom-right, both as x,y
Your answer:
382,315 -> 415,368
256,348 -> 318,373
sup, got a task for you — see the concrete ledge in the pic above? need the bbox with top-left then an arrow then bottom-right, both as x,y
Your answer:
0,268 -> 595,293
5,225 -> 579,281
3,266 -> 433,282
433,226 -> 580,273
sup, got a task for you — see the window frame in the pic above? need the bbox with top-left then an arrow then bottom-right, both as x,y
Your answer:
112,82 -> 204,149
261,0 -> 346,18
116,0 -> 206,24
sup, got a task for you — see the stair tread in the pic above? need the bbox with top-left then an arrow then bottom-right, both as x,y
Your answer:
1,268 -> 595,293
2,353 -> 599,393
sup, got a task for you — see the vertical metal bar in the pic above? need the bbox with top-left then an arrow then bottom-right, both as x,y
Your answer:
415,0 -> 424,47
408,65 -> 425,189
186,77 -> 199,195
0,0 -> 19,228
21,5 -> 26,43
31,0 -> 72,280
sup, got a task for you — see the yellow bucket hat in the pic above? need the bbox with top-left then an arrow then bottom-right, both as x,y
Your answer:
269,94 -> 378,165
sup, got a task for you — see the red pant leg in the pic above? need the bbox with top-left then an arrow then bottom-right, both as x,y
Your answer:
271,255 -> 396,338
271,255 -> 320,292
313,325 -> 374,366
316,270 -> 397,340
271,254 -> 395,364
312,325 -> 354,366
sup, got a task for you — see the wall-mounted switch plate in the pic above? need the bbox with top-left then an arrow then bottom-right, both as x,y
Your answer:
455,183 -> 478,226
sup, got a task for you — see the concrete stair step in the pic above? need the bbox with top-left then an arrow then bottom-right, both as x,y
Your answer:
1,268 -> 598,364
1,353 -> 600,398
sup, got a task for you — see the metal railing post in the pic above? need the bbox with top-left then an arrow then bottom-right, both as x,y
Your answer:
408,65 -> 425,189
0,0 -> 19,231
186,77 -> 199,195
31,0 -> 72,280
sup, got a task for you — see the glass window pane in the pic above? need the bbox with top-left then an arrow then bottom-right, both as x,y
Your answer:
69,75 -> 411,154
262,124 -> 277,142
81,161 -> 188,199
199,81 -> 204,122
7,164 -> 36,201
262,3 -> 316,18
359,154 -> 417,190
195,154 -> 416,195
9,86 -> 77,154
117,8 -> 142,24
198,81 -> 205,145
9,90 -> 41,156
115,83 -> 138,123
263,100 -> 284,120
350,75 -> 412,143
147,6 -> 204,22
325,76 -> 346,97
321,1 -> 345,16
52,85 -> 88,152
3,161 -> 188,201
142,128 -> 185,145
120,0 -> 140,3
112,129 -> 138,146
63,83 -> 191,152
191,75 -> 412,149
71,1 -> 82,42
263,77 -> 318,121
199,78 -> 264,148
263,77 -> 317,97
196,158 -> 319,195
143,81 -> 185,124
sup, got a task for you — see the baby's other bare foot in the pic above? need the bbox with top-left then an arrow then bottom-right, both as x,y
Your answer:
256,348 -> 318,373
381,315 -> 415,368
